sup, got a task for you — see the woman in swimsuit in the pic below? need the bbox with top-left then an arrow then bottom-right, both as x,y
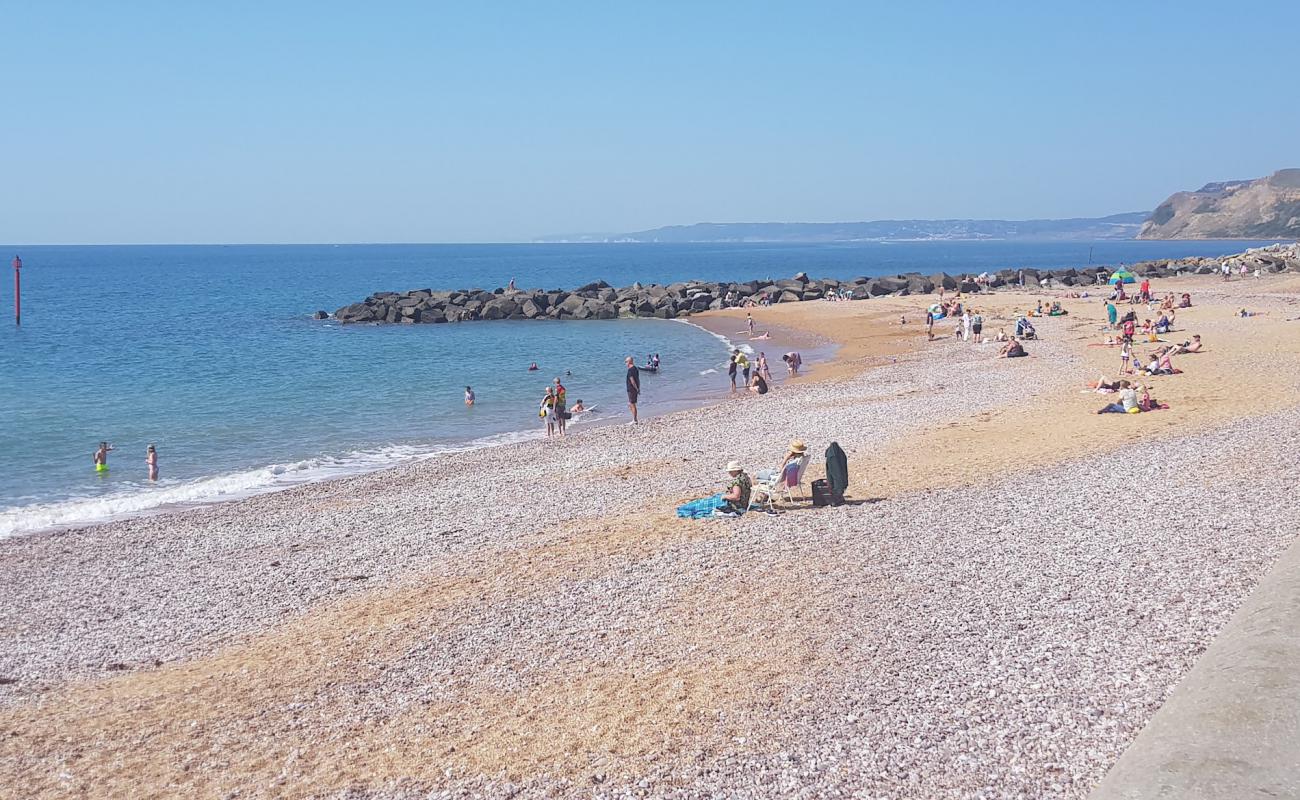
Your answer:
146,444 -> 158,481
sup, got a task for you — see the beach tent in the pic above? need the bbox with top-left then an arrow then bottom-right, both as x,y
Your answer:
1108,269 -> 1136,285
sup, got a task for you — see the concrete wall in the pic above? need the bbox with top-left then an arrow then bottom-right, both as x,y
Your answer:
1090,536 -> 1300,798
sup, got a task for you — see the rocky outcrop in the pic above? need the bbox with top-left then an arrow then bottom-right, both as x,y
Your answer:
326,244 -> 1300,324
1139,169 -> 1300,239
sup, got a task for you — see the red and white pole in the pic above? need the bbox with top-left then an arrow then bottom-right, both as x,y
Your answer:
12,255 -> 20,326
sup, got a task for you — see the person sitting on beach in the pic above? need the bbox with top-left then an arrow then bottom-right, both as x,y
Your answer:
720,461 -> 752,515
769,439 -> 808,490
1179,293 -> 1192,308
1097,381 -> 1139,414
1034,301 -> 1044,317
1154,314 -> 1172,334
1138,385 -> 1161,412
748,371 -> 769,395
997,337 -> 1027,358
994,328 -> 1008,342
1171,334 -> 1203,355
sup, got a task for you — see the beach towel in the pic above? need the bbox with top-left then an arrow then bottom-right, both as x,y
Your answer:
676,493 -> 729,519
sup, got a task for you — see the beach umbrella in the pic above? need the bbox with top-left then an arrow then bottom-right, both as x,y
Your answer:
1108,269 -> 1136,285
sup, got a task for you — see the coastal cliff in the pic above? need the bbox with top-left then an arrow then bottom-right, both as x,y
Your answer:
1138,169 -> 1300,239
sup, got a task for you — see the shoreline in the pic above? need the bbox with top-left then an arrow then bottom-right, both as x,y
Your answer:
0,316 -> 837,541
3,271 -> 1300,796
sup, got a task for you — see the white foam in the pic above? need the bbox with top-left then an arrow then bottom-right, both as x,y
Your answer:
0,430 -> 548,539
672,318 -> 754,356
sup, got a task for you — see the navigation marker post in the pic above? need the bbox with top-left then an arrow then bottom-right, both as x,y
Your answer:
12,255 -> 19,326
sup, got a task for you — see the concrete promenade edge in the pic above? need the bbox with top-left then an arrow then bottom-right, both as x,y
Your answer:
1090,534 -> 1300,799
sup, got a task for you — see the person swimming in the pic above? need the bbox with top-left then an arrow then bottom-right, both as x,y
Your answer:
93,441 -> 114,473
528,362 -> 539,371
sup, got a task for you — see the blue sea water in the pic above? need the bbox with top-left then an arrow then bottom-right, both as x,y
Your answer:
0,239 -> 1282,535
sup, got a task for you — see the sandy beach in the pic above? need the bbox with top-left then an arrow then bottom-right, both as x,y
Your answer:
3,273 -> 1299,798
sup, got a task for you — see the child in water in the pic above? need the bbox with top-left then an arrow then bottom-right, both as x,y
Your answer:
93,441 -> 114,473
146,444 -> 159,481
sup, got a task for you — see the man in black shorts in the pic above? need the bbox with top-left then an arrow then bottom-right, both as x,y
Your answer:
625,356 -> 641,423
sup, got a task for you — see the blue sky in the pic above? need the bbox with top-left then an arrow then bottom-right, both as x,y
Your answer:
2,1 -> 1296,243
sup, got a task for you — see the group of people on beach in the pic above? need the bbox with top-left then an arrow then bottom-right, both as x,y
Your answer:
92,441 -> 158,481
726,347 -> 803,395
678,437 -> 843,519
1093,285 -> 1208,414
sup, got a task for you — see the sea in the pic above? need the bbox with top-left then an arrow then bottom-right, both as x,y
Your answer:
0,239 -> 1281,536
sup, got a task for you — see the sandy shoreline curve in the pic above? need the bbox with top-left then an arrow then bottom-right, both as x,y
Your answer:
2,272 -> 1299,798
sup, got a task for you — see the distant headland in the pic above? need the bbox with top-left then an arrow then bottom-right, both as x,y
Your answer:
1138,169 -> 1300,240
534,214 -> 1149,244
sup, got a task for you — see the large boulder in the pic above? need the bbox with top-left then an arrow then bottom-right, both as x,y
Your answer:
333,303 -> 375,323
871,277 -> 905,295
929,272 -> 958,291
905,275 -> 935,294
559,295 -> 588,315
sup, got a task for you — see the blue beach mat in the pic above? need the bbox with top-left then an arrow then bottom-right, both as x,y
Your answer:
676,493 -> 731,519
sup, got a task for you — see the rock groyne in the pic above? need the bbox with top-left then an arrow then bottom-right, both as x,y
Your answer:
328,242 -> 1300,324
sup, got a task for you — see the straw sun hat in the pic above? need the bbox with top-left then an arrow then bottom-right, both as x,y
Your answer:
788,439 -> 807,453
725,460 -> 744,473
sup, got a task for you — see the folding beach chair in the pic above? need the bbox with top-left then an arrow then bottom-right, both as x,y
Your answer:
747,476 -> 778,515
776,454 -> 811,503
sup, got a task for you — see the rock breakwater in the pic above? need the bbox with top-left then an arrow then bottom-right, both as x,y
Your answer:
328,242 -> 1300,324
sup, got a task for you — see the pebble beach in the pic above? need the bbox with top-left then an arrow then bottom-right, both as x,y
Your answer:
2,273 -> 1299,798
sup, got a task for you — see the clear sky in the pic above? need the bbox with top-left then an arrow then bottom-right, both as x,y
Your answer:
2,1 -> 1297,243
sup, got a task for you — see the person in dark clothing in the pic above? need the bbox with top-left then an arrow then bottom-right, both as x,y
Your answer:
624,356 -> 640,423
824,441 -> 848,505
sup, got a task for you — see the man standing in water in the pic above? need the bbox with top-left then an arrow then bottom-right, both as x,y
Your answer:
93,441 -> 114,473
625,356 -> 641,423
552,376 -> 567,435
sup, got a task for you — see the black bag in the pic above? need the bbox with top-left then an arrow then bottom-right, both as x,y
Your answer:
810,478 -> 833,507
